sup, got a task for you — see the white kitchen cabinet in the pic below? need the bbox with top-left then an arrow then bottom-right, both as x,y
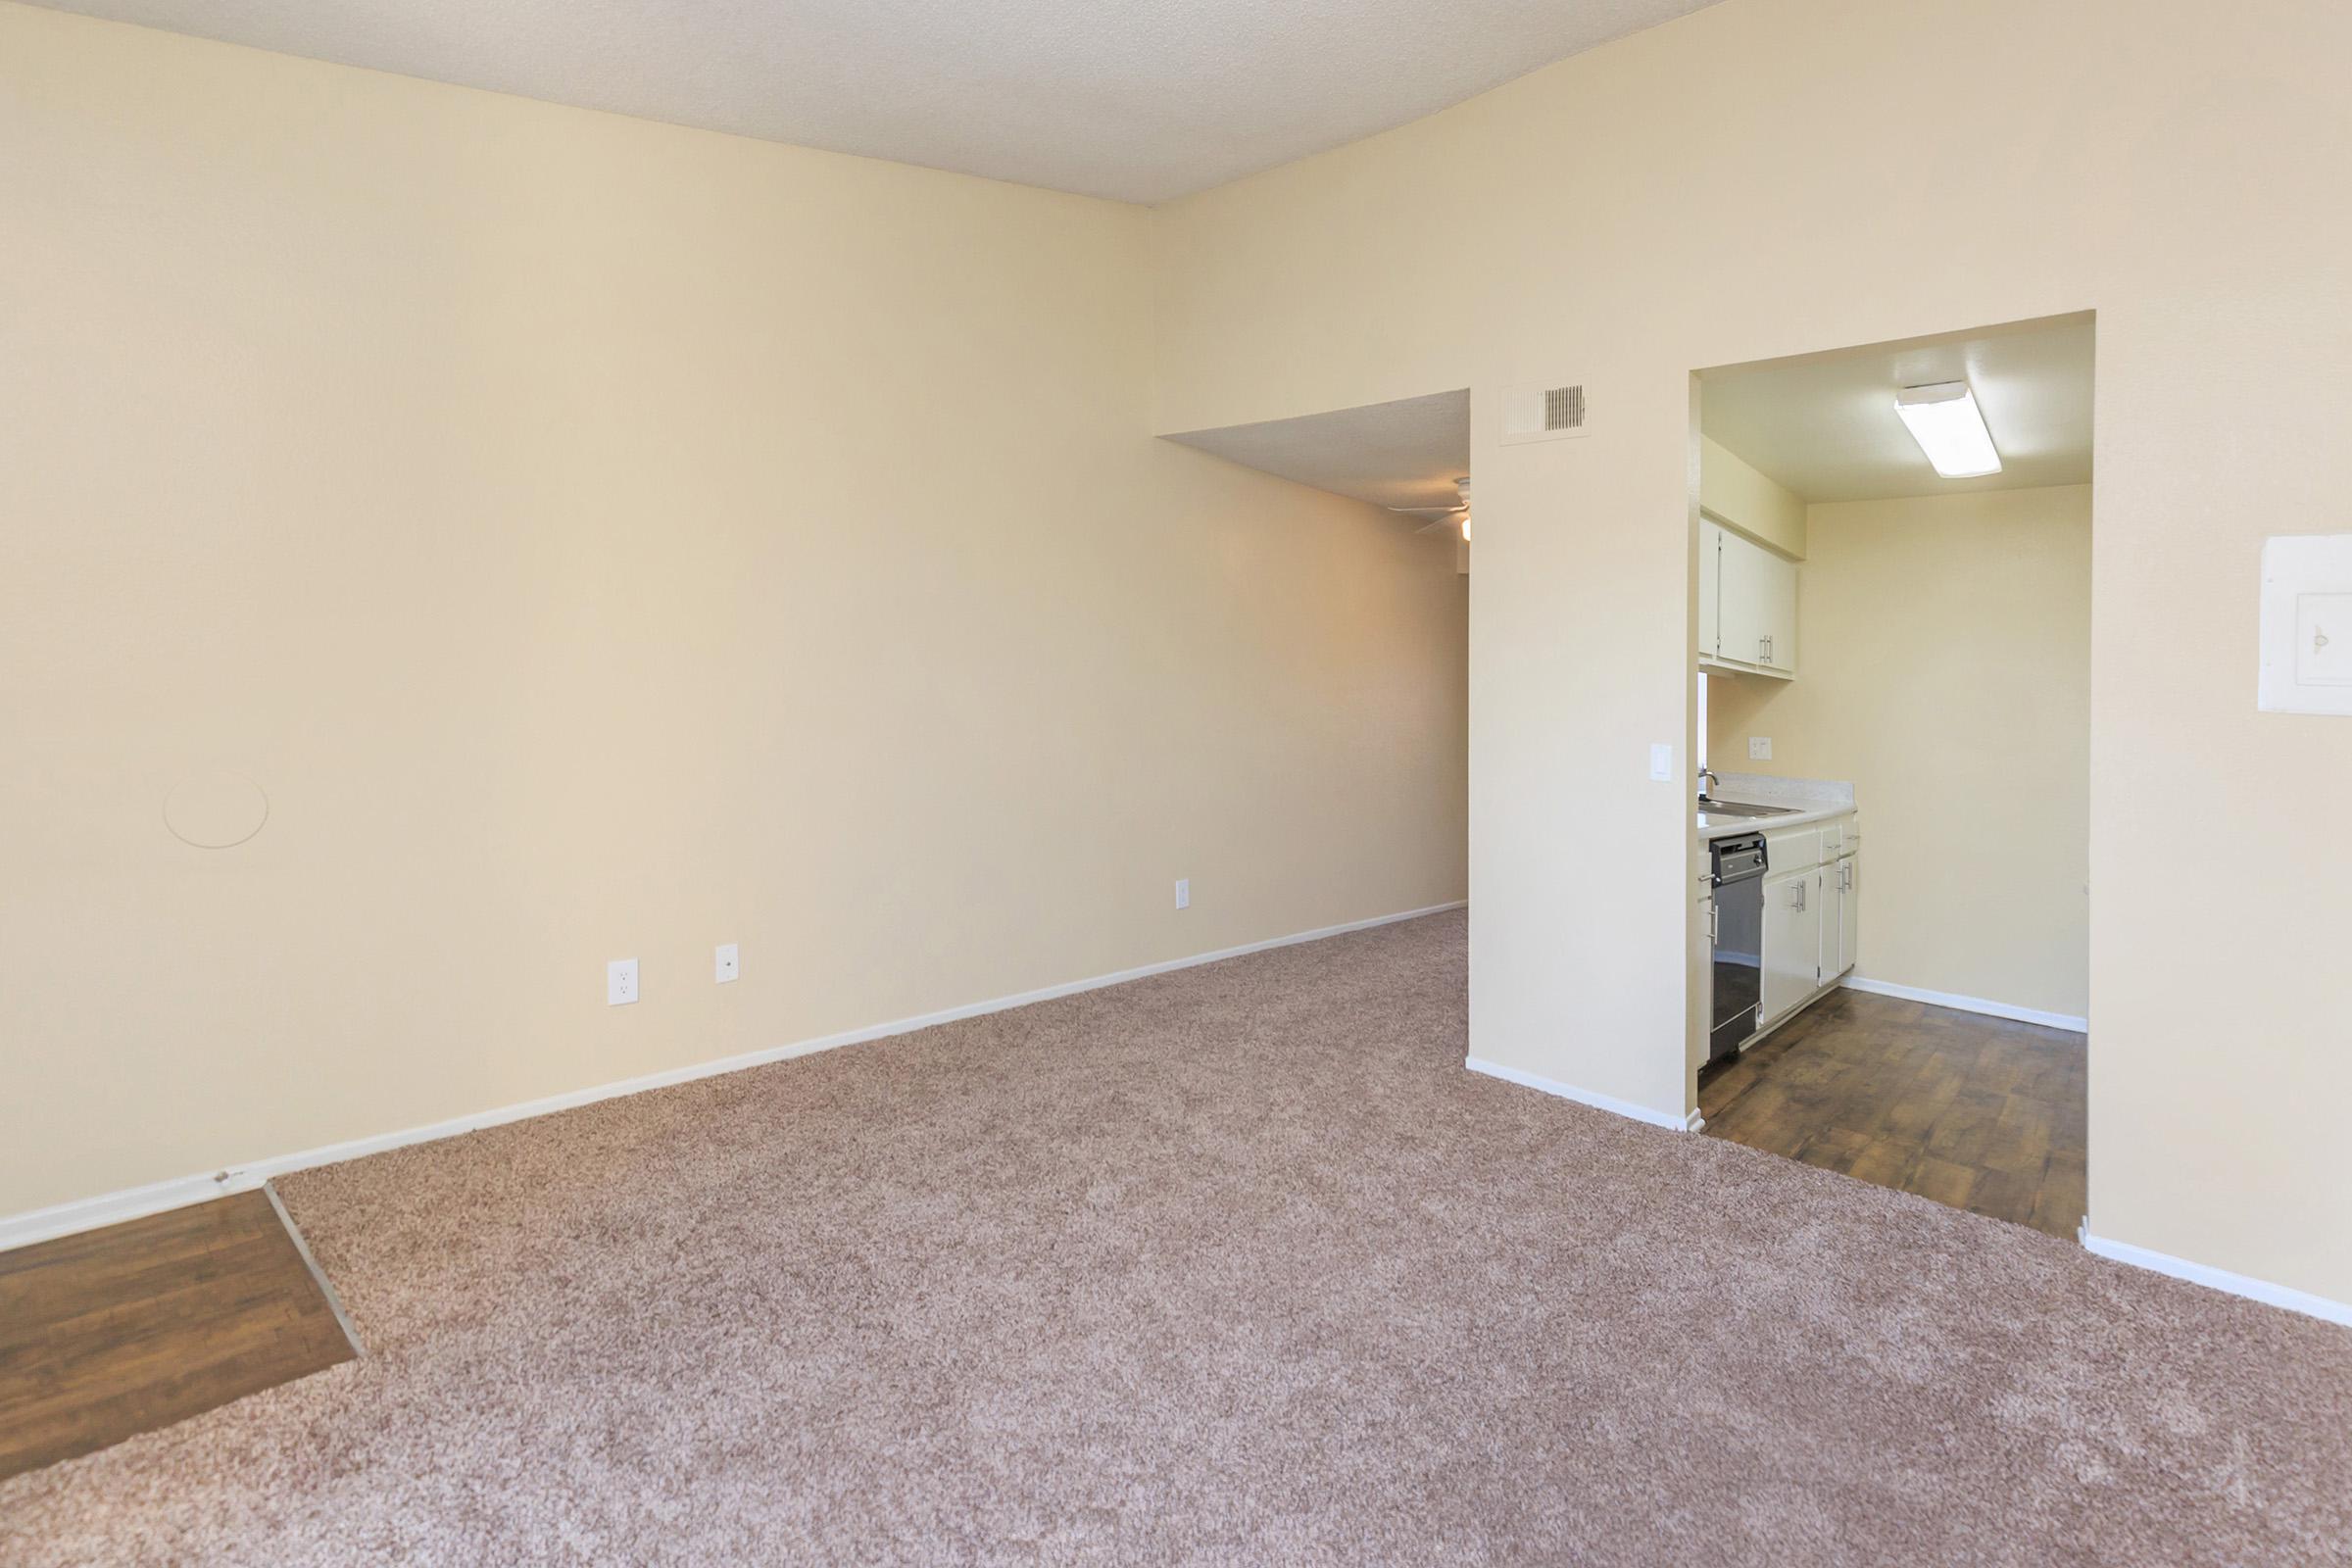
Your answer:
1765,823 -> 1820,870
1698,517 -> 1797,679
1832,853 -> 1858,977
1745,816 -> 1858,1043
1819,861 -> 1840,990
1697,516 -> 1724,661
1715,523 -> 1767,668
1759,864 -> 1821,1025
1757,548 -> 1797,674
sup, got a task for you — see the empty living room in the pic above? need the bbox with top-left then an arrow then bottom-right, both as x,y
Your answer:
3,0 -> 2348,1562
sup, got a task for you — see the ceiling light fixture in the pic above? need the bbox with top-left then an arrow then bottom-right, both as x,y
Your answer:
1894,381 -> 2002,478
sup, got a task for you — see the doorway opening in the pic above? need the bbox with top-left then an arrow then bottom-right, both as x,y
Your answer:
1161,387 -> 1474,901
1689,313 -> 2092,1236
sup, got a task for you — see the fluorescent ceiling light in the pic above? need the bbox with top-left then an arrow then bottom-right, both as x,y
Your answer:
1894,381 -> 2002,478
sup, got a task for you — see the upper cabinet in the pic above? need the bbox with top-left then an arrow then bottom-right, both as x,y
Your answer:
1758,545 -> 1797,675
1698,517 -> 1797,679
1698,516 -> 1724,659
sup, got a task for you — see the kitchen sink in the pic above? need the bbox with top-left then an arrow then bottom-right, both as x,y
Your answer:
1694,799 -> 1799,818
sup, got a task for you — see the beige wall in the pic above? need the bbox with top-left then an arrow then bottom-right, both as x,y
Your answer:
1699,437 -> 1805,559
1708,487 -> 2089,1020
0,5 -> 1469,1221
1152,0 -> 2352,1302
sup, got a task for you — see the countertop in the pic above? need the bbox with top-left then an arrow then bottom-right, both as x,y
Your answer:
1696,770 -> 1856,842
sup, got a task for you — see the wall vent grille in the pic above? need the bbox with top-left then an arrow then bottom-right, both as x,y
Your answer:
1501,380 -> 1592,445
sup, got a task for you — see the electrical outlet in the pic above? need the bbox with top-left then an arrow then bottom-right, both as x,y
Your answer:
714,943 -> 739,984
1174,878 -> 1191,910
1749,736 -> 1773,760
1649,742 -> 1674,782
607,957 -> 638,1005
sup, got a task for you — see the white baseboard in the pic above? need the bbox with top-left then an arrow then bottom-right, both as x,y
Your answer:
2081,1228 -> 2352,1328
1840,976 -> 2086,1034
0,900 -> 1467,1254
1463,1056 -> 1691,1132
0,1169 -> 249,1255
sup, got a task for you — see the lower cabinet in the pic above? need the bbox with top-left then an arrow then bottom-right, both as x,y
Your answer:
1831,853 -> 1858,979
1756,833 -> 1860,1034
1759,865 -> 1820,1026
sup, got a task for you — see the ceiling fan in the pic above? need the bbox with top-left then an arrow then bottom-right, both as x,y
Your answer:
1389,476 -> 1472,540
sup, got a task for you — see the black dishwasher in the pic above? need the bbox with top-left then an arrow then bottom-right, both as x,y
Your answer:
1708,833 -> 1768,1064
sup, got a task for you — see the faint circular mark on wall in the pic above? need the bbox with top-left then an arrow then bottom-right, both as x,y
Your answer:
165,770 -> 271,849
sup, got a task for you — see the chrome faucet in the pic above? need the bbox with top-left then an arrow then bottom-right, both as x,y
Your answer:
1696,767 -> 1719,803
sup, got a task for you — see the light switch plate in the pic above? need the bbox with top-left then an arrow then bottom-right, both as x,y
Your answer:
1749,736 -> 1773,760
1649,743 -> 1674,782
2260,536 -> 2352,714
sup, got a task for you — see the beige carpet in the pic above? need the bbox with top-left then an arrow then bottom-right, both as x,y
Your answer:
5,909 -> 2347,1565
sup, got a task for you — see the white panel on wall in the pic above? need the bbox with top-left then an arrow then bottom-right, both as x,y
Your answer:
2258,536 -> 2352,715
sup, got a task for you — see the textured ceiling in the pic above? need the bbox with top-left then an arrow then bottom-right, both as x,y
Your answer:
1702,317 -> 2096,504
1167,391 -> 1470,516
28,0 -> 1725,202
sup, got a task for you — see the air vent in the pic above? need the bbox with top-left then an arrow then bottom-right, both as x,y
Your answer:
1501,380 -> 1592,445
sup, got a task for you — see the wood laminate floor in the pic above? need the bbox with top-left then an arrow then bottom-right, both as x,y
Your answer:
0,1190 -> 356,1480
1698,988 -> 2087,1237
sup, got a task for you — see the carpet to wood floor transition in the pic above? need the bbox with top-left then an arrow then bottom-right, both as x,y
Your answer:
4,908 -> 2346,1565
0,1190 -> 356,1481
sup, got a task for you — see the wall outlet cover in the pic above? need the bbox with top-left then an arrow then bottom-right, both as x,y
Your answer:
1648,742 -> 1674,781
1749,736 -> 1773,760
715,943 -> 739,983
607,957 -> 638,1005
1174,878 -> 1191,910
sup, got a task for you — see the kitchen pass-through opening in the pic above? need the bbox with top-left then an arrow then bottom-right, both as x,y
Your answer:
1688,312 -> 2092,1239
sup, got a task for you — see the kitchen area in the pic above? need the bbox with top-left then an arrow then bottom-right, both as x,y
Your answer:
1699,775 -> 1858,1067
1687,316 -> 2092,1238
